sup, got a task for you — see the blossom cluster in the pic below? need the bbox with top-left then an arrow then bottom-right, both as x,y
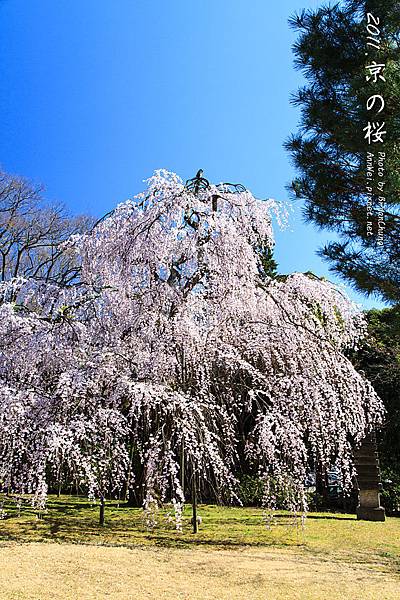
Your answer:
0,170 -> 384,522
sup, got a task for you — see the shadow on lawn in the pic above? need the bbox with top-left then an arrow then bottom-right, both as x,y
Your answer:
0,497 -> 360,551
305,514 -> 356,521
0,514 -> 304,550
0,529 -> 303,550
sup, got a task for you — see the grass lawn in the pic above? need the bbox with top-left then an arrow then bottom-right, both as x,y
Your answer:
0,495 -> 399,599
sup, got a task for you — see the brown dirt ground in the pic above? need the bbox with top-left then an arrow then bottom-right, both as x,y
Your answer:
1,542 -> 399,600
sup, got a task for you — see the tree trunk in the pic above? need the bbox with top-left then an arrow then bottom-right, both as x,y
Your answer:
181,441 -> 185,500
192,471 -> 198,534
315,463 -> 329,508
99,494 -> 105,526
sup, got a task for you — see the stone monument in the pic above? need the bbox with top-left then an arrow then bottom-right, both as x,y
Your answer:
354,432 -> 385,521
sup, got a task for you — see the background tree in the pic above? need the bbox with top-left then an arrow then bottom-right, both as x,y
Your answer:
350,305 -> 400,510
0,169 -> 94,288
285,0 -> 400,303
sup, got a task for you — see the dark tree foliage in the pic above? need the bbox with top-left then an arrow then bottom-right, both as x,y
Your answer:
256,242 -> 278,280
350,305 -> 400,472
286,0 -> 400,303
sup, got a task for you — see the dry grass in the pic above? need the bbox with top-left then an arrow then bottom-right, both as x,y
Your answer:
0,497 -> 399,599
1,542 -> 399,600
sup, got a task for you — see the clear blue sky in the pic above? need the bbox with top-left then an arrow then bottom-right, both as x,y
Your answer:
0,0 -> 385,308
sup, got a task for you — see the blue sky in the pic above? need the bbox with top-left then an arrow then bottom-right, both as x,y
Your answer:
0,0 -> 385,308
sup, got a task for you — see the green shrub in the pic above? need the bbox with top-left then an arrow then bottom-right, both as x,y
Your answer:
380,468 -> 400,514
238,475 -> 263,506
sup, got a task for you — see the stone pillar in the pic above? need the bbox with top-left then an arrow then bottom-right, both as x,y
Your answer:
354,433 -> 385,521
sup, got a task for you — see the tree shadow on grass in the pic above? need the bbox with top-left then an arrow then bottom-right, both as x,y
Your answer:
0,516 -> 304,551
305,514 -> 356,521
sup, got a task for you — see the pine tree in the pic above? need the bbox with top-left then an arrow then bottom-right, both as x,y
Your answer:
285,0 -> 400,303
